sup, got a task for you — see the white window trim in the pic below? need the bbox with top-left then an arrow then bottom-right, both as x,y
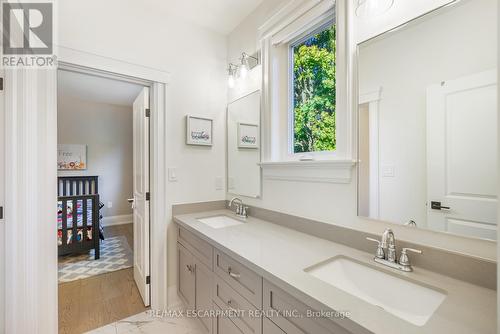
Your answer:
259,0 -> 356,182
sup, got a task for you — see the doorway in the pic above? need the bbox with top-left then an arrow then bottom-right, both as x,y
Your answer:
56,69 -> 151,333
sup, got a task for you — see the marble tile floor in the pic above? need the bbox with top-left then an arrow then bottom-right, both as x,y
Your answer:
87,310 -> 207,334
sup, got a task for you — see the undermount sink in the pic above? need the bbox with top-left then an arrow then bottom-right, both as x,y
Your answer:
197,215 -> 244,229
304,256 -> 446,326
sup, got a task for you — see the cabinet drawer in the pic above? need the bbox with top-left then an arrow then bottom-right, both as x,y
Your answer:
263,280 -> 351,334
214,249 -> 262,308
213,275 -> 262,334
178,225 -> 213,269
263,317 -> 286,334
213,304 -> 245,334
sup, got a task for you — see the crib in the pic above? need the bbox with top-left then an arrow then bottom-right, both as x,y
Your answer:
57,176 -> 100,259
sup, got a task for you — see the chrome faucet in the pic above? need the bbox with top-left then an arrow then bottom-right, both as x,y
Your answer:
229,197 -> 248,219
367,228 -> 422,272
381,228 -> 397,262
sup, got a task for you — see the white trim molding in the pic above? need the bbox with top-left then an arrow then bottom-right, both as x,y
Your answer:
259,0 -> 354,163
3,47 -> 171,333
101,214 -> 133,227
359,88 -> 382,104
260,160 -> 356,183
56,45 -> 170,84
5,69 -> 59,334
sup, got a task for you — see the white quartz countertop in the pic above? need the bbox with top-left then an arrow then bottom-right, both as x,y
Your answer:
174,210 -> 496,334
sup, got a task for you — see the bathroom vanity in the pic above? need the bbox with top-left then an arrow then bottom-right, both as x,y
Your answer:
174,211 -> 496,334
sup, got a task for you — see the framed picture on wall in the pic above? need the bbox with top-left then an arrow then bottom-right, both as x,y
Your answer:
186,115 -> 213,146
237,123 -> 259,149
58,144 -> 87,170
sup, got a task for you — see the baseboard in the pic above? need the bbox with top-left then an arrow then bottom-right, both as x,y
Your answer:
101,214 -> 133,227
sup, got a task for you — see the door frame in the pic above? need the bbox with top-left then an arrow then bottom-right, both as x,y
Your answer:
4,46 -> 170,333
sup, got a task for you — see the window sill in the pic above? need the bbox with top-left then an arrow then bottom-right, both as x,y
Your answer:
259,159 -> 357,184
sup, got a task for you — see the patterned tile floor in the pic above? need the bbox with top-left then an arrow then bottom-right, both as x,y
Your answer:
87,311 -> 206,334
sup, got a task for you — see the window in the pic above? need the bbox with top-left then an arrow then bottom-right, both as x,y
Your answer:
291,23 -> 336,154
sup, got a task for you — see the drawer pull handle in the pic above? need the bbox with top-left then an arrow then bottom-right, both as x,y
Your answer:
228,267 -> 241,279
186,264 -> 194,273
227,299 -> 239,311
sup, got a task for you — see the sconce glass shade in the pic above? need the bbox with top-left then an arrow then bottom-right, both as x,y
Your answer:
240,54 -> 250,79
228,74 -> 235,88
356,0 -> 394,18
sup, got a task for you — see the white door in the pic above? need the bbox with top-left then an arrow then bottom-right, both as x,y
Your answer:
427,69 -> 497,240
133,87 -> 150,306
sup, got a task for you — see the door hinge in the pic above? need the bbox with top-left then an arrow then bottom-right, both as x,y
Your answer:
145,108 -> 150,117
146,192 -> 150,201
146,275 -> 151,284
0,207 -> 3,220
0,77 -> 3,91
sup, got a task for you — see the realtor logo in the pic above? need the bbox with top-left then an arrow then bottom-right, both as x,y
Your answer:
2,1 -> 56,67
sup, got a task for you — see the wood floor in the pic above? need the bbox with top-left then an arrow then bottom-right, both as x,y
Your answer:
58,224 -> 147,334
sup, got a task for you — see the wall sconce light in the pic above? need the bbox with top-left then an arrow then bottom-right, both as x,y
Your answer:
356,0 -> 394,18
227,52 -> 260,88
227,64 -> 238,88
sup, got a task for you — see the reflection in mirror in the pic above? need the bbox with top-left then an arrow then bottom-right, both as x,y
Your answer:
227,91 -> 261,198
357,0 -> 497,240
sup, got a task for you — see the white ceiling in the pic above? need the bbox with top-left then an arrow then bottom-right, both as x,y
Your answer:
142,0 -> 264,34
58,70 -> 144,107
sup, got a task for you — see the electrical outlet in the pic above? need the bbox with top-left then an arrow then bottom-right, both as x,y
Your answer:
107,201 -> 113,208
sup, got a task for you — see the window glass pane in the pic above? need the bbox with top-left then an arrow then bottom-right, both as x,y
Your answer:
292,24 -> 336,153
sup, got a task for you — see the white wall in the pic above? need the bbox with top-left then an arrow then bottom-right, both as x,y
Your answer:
57,95 -> 134,218
226,0 -> 497,260
358,0 -> 497,227
57,0 -> 228,296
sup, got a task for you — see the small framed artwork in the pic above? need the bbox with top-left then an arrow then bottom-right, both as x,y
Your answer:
58,144 -> 87,170
186,115 -> 213,146
237,123 -> 259,149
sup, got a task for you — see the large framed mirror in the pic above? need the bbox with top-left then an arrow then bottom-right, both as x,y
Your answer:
227,90 -> 262,198
357,0 -> 497,240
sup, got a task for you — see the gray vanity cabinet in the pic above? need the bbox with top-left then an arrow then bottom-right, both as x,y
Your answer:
196,256 -> 214,333
177,242 -> 196,309
263,281 -> 351,334
177,226 -> 214,334
177,225 -> 352,334
213,304 -> 246,334
263,317 -> 286,334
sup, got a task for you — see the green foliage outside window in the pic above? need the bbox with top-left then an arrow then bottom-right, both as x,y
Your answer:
292,24 -> 336,153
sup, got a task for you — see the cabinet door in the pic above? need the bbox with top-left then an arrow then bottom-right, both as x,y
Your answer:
263,318 -> 286,334
177,242 -> 195,309
195,257 -> 213,333
213,305 -> 245,334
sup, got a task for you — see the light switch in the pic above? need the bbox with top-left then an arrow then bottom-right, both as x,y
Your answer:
382,165 -> 395,177
107,201 -> 113,208
168,167 -> 178,182
215,177 -> 223,190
